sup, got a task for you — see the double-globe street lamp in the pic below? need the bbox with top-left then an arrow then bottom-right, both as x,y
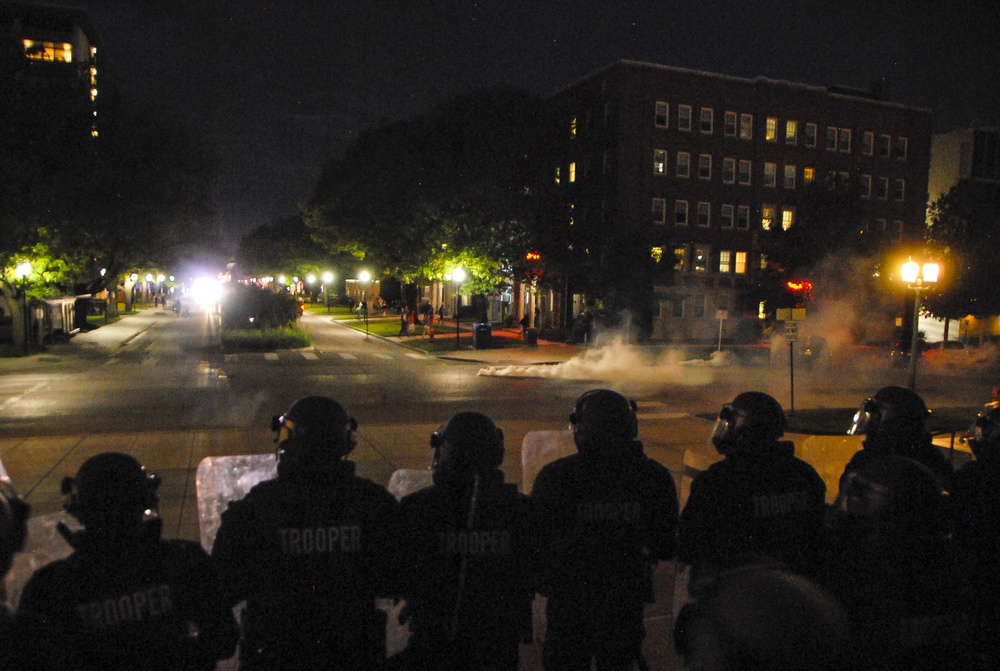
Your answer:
14,261 -> 31,356
901,258 -> 939,392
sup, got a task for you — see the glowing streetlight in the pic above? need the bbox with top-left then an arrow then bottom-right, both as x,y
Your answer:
358,270 -> 371,337
14,261 -> 31,356
452,267 -> 466,349
901,258 -> 939,391
322,271 -> 333,312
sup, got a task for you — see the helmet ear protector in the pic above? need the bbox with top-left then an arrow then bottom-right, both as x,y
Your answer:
429,415 -> 505,471
60,461 -> 161,524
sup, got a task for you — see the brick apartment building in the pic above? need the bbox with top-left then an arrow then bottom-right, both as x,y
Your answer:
545,60 -> 933,341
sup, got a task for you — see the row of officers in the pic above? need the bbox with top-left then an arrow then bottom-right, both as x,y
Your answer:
1,385 -> 998,671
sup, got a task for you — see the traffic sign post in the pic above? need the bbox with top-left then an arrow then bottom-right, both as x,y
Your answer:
783,319 -> 800,415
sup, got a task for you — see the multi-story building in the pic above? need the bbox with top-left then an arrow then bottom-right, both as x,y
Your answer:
545,60 -> 933,341
1,1 -> 100,136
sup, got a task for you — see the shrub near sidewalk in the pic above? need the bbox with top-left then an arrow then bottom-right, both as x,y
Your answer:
221,285 -> 310,351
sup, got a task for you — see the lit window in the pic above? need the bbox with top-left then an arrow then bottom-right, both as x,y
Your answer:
766,117 -> 778,142
719,250 -> 732,273
894,137 -> 908,160
761,204 -> 776,230
23,39 -> 72,62
738,160 -> 751,185
697,201 -> 711,227
698,154 -> 712,180
693,248 -> 709,273
569,162 -> 576,183
785,120 -> 798,145
759,254 -> 768,270
721,204 -> 734,229
737,205 -> 750,230
570,117 -> 578,137
863,132 -> 874,156
805,123 -> 817,147
892,178 -> 906,201
700,108 -> 714,134
674,247 -> 687,271
739,114 -> 753,140
838,128 -> 852,153
782,209 -> 795,230
763,163 -> 776,188
803,167 -> 815,184
655,102 -> 669,128
783,165 -> 796,189
675,200 -> 689,225
860,174 -> 872,198
554,166 -> 561,184
652,198 -> 666,223
651,246 -> 664,263
654,149 -> 667,174
826,127 -> 838,151
724,111 -> 737,137
679,105 -> 692,131
676,152 -> 691,178
722,158 -> 736,184
735,252 -> 747,274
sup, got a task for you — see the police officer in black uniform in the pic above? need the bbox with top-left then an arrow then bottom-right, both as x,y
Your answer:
396,411 -> 534,671
820,455 -> 979,670
17,452 -> 238,670
531,389 -> 679,671
949,407 -> 1000,665
844,385 -> 952,487
212,396 -> 399,670
1,476 -> 32,670
678,392 -> 826,583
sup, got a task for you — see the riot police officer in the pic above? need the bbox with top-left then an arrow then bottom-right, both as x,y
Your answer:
531,389 -> 679,671
212,396 -> 399,670
396,412 -> 534,671
17,452 -> 238,670
1,477 -> 31,669
820,455 -> 978,670
844,385 -> 952,486
949,407 -> 1000,664
678,392 -> 826,583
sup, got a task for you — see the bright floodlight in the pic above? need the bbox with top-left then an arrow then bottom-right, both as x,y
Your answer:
901,259 -> 919,284
157,274 -> 165,283
14,261 -> 31,280
452,267 -> 466,283
358,270 -> 371,283
190,277 -> 221,307
922,263 -> 939,284
130,273 -> 138,281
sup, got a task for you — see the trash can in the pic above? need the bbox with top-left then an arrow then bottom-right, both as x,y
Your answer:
473,322 -> 492,349
524,327 -> 538,346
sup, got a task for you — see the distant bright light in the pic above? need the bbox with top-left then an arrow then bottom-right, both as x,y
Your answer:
15,261 -> 31,280
453,267 -> 466,283
923,263 -> 939,283
157,274 -> 165,283
190,277 -> 221,307
130,273 -> 138,282
145,273 -> 153,282
322,272 -> 333,283
278,275 -> 287,285
306,274 -> 316,284
358,270 -> 371,283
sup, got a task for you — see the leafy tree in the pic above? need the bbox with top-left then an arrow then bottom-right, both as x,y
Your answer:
236,215 -> 349,279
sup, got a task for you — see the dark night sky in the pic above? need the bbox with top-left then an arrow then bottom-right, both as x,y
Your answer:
39,0 -> 1000,253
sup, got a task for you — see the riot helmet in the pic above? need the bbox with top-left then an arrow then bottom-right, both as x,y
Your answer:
273,396 -> 358,475
62,452 -> 160,534
848,386 -> 929,446
0,477 -> 30,578
710,392 -> 787,456
832,455 -> 944,544
569,389 -> 639,455
429,412 -> 504,485
965,406 -> 1000,463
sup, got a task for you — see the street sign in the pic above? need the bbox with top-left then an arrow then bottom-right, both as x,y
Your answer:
784,320 -> 798,342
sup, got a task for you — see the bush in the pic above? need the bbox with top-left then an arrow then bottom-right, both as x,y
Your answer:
222,284 -> 300,329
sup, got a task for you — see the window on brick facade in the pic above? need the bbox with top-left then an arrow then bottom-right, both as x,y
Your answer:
784,165 -> 796,189
652,198 -> 666,223
803,167 -> 815,185
739,114 -> 753,140
738,160 -> 751,185
838,128 -> 852,153
782,208 -> 795,230
863,132 -> 874,156
654,149 -> 666,174
805,123 -> 817,147
761,204 -> 776,231
878,134 -> 891,158
698,154 -> 712,180
763,163 -> 776,187
722,158 -> 735,184
655,101 -> 669,128
877,177 -> 889,199
700,108 -> 714,134
766,117 -> 778,142
894,137 -> 908,160
676,152 -> 691,178
737,205 -> 750,230
679,105 -> 692,131
693,248 -> 709,274
892,178 -> 905,201
735,251 -> 747,274
719,250 -> 732,273
697,201 -> 711,227
675,200 -> 689,225
826,126 -> 838,151
785,120 -> 798,145
725,111 -> 737,137
861,174 -> 872,198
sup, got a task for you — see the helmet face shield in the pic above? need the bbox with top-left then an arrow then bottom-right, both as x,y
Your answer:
848,398 -> 878,436
710,404 -> 744,453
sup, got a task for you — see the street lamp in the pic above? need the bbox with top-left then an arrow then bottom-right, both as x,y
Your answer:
358,270 -> 371,337
322,271 -> 333,312
901,258 -> 939,391
452,267 -> 466,349
306,274 -> 316,304
14,261 -> 31,356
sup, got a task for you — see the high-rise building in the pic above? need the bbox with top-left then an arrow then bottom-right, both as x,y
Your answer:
545,60 -> 933,341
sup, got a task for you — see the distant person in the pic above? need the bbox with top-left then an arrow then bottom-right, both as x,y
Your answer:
531,389 -> 679,671
678,392 -> 826,583
844,386 -> 952,487
820,455 -> 978,670
396,412 -> 534,671
18,453 -> 238,670
673,562 -> 856,671
212,396 -> 400,670
949,407 -> 1000,664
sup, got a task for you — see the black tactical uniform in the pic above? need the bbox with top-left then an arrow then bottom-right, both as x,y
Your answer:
397,412 -> 534,671
212,397 -> 399,670
532,390 -> 678,671
948,407 -> 1000,665
844,385 -> 952,488
821,455 -> 980,670
17,453 -> 238,671
678,392 -> 826,581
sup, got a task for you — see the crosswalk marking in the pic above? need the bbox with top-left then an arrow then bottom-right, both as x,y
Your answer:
375,354 -> 393,360
301,353 -> 319,360
338,352 -> 357,360
405,353 -> 425,359
264,353 -> 279,362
